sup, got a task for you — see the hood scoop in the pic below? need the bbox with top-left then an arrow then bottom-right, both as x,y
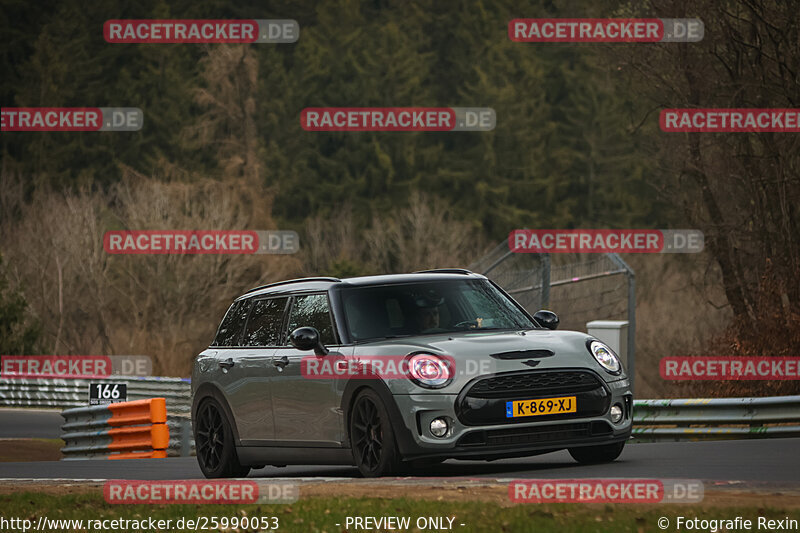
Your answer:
490,349 -> 554,360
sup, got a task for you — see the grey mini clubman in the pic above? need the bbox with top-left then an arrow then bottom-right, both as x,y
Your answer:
192,270 -> 633,478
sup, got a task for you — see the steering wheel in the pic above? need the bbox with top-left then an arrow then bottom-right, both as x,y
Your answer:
453,320 -> 479,330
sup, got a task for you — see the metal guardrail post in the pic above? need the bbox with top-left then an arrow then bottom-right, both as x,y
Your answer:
166,414 -> 195,457
180,417 -> 193,457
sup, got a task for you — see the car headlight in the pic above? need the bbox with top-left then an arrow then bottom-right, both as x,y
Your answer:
406,353 -> 452,388
587,340 -> 621,374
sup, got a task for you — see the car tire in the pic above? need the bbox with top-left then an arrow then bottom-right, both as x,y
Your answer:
195,398 -> 251,478
568,441 -> 625,464
349,389 -> 401,477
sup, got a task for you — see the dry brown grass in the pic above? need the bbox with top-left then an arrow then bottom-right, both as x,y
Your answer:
0,170 -> 299,376
628,253 -> 731,398
301,191 -> 489,276
0,439 -> 63,462
625,253 -> 800,398
670,260 -> 800,398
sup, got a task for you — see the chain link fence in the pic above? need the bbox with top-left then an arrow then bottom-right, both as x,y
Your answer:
470,241 -> 636,390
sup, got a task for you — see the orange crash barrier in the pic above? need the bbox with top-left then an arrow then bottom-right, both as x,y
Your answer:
60,398 -> 170,460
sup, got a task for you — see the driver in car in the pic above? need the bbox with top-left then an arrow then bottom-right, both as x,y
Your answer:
413,291 -> 444,333
417,305 -> 440,331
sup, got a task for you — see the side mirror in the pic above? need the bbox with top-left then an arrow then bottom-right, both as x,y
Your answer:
533,310 -> 559,330
289,326 -> 329,355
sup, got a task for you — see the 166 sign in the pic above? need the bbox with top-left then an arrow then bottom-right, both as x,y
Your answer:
89,383 -> 127,405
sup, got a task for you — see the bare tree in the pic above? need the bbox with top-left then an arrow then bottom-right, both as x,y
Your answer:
300,192 -> 488,276
615,0 -> 800,327
1,171 -> 299,376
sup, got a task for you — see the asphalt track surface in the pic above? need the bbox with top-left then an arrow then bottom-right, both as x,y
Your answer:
0,408 -> 63,438
0,439 -> 798,483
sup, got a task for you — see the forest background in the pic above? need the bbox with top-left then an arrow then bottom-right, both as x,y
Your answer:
1,0 -> 797,397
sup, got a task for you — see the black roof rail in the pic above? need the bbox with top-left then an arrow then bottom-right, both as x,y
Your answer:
243,277 -> 342,295
413,268 -> 474,275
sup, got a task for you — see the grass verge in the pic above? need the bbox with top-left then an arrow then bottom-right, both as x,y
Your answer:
1,492 -> 799,532
0,439 -> 62,462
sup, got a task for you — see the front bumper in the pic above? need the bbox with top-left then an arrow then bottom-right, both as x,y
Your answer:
389,373 -> 632,460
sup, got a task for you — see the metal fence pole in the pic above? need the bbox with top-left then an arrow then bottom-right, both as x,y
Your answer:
607,253 -> 636,394
470,241 -> 635,393
541,253 -> 550,308
628,271 -> 636,394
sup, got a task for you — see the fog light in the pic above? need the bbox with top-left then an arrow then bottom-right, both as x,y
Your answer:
610,404 -> 623,423
430,417 -> 449,438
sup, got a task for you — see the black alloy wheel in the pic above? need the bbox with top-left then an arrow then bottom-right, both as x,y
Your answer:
195,398 -> 250,478
350,389 -> 400,477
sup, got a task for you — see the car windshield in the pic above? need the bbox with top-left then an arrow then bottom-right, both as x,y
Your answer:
341,278 -> 536,342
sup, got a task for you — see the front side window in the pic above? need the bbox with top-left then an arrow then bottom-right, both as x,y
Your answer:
242,297 -> 289,347
286,293 -> 336,345
212,299 -> 252,346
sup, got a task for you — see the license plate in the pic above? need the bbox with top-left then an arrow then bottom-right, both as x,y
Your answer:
506,396 -> 576,418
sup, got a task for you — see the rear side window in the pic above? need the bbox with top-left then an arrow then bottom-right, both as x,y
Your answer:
286,294 -> 336,345
243,297 -> 289,347
212,299 -> 252,346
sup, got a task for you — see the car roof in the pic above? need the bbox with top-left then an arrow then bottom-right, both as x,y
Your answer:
341,271 -> 486,286
237,270 -> 486,300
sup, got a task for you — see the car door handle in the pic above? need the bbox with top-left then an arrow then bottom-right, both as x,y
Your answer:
273,356 -> 290,369
218,358 -> 235,369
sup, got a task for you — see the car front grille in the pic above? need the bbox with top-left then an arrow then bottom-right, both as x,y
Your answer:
466,370 -> 602,399
455,369 -> 610,426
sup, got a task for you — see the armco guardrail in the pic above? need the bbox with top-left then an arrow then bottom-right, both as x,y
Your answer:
632,395 -> 800,442
167,414 -> 195,457
60,398 -> 169,459
0,376 -> 190,413
8,373 -> 800,448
